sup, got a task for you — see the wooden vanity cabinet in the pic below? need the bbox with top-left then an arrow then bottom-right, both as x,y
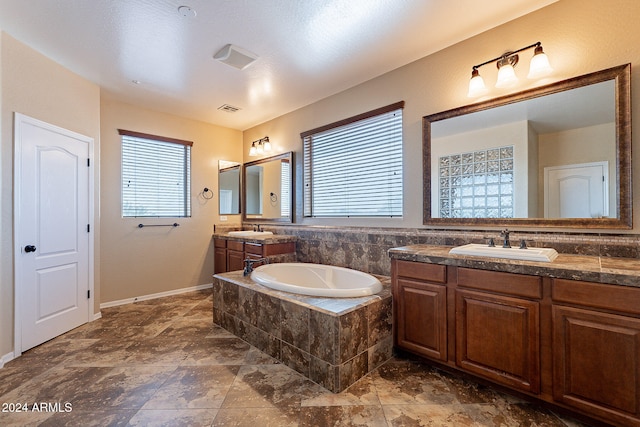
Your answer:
213,237 -> 295,273
455,268 -> 541,394
552,279 -> 640,426
393,260 -> 448,361
214,239 -> 228,274
214,239 -> 245,273
392,258 -> 640,426
226,240 -> 245,272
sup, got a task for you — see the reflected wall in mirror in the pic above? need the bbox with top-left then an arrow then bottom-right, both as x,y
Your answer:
218,160 -> 241,215
243,152 -> 293,222
423,64 -> 631,229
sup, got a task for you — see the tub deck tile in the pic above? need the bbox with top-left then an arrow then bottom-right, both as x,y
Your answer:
213,271 -> 393,392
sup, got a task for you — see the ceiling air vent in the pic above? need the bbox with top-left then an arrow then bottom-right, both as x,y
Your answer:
218,104 -> 241,113
213,44 -> 258,70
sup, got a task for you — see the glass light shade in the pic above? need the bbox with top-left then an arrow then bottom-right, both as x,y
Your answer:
467,69 -> 488,97
263,139 -> 272,152
256,143 -> 264,154
249,143 -> 257,156
495,64 -> 518,88
528,49 -> 552,79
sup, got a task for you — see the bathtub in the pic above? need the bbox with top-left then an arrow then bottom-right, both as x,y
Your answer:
250,263 -> 382,297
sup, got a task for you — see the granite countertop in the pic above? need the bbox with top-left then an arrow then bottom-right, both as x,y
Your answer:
212,232 -> 297,244
389,244 -> 640,289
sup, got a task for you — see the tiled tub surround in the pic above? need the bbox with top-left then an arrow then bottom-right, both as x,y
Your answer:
212,271 -> 393,392
245,224 -> 640,277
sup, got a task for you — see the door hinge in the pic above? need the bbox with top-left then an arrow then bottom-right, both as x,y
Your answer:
87,158 -> 90,167
87,224 -> 90,233
87,290 -> 91,299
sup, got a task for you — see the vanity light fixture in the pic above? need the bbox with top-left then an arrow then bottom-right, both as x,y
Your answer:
467,42 -> 552,97
249,136 -> 271,156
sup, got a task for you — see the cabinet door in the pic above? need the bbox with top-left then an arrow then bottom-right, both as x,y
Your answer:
395,278 -> 447,361
214,247 -> 227,274
553,305 -> 640,425
227,250 -> 245,272
456,289 -> 540,393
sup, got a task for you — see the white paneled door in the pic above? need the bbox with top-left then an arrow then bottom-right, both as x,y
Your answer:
544,161 -> 609,219
14,113 -> 93,353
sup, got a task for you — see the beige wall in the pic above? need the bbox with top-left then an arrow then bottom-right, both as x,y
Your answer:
0,34 -> 101,359
99,96 -> 242,303
242,0 -> 640,231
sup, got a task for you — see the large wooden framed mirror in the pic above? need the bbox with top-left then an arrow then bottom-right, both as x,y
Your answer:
423,64 -> 631,229
242,151 -> 293,223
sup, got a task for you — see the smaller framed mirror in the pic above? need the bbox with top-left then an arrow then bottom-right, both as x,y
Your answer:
242,152 -> 293,223
218,160 -> 241,215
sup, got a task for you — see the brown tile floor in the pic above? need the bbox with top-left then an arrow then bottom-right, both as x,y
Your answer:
0,288 -> 590,426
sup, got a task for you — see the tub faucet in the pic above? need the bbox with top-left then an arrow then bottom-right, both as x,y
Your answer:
500,229 -> 511,248
243,257 -> 269,276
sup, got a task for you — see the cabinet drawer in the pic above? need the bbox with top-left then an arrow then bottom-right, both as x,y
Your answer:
395,260 -> 447,284
227,240 -> 244,252
457,268 -> 541,299
552,279 -> 640,316
244,243 -> 264,256
214,238 -> 227,248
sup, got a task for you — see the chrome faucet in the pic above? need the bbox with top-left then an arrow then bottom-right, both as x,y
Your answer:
253,224 -> 262,232
243,257 -> 269,276
500,229 -> 511,248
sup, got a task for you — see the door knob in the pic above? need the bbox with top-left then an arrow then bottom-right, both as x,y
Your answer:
24,245 -> 36,253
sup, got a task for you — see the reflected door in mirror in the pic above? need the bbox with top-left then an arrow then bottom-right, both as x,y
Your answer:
544,162 -> 609,218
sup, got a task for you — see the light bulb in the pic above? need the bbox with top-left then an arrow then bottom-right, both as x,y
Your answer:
528,45 -> 552,79
495,63 -> 518,88
467,69 -> 488,97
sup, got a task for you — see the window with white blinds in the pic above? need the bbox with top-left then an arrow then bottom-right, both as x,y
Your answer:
302,102 -> 404,217
281,160 -> 291,217
120,130 -> 192,217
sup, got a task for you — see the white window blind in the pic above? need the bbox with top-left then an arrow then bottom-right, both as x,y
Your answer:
281,160 -> 291,217
120,130 -> 192,217
303,102 -> 404,217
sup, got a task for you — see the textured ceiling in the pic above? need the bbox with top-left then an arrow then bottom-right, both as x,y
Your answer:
0,0 -> 556,130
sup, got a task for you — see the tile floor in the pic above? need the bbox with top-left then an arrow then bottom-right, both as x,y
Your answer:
0,288 -> 591,426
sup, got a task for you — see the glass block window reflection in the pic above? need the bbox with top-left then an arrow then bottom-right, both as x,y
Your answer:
439,146 -> 514,218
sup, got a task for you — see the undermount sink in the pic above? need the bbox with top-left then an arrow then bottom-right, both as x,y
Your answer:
227,230 -> 274,237
449,243 -> 558,262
